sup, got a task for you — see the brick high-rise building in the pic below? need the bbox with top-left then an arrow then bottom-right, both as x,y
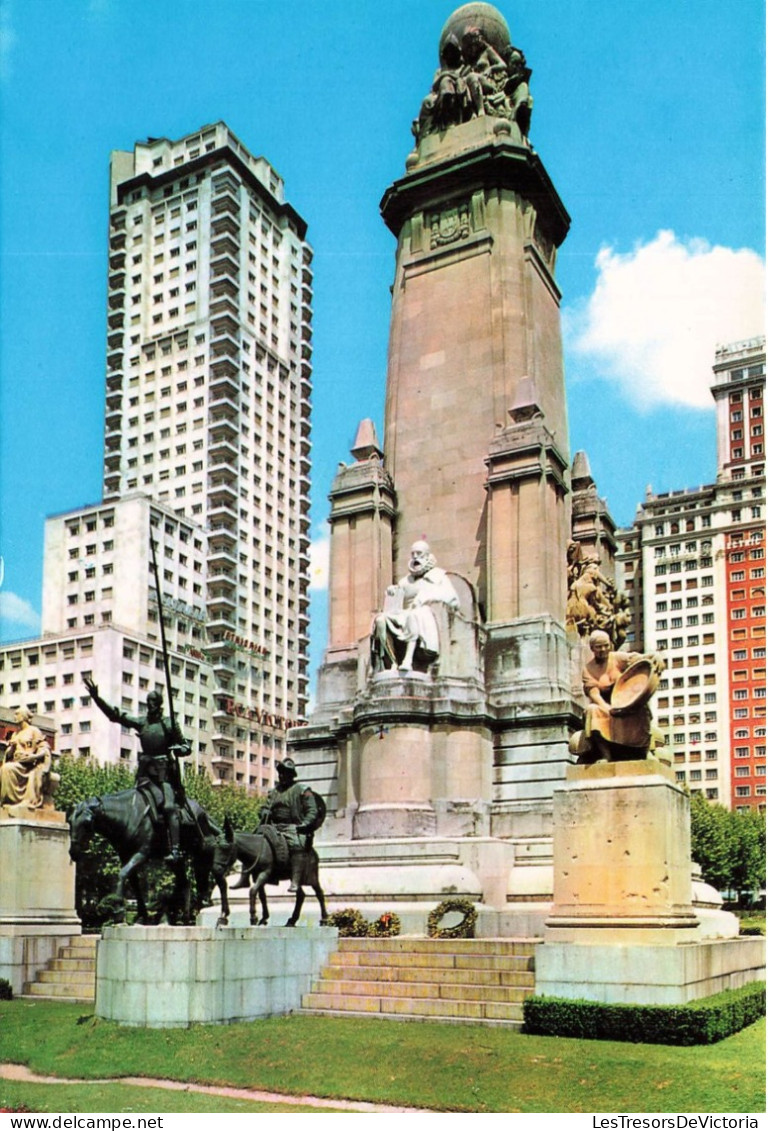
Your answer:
0,123 -> 313,792
616,337 -> 766,812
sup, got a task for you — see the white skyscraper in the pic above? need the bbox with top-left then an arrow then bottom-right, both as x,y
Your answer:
0,123 -> 313,792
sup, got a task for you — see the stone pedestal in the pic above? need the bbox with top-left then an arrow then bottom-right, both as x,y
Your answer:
546,760 -> 700,942
534,761 -> 765,1004
95,925 -> 338,1027
0,811 -> 81,994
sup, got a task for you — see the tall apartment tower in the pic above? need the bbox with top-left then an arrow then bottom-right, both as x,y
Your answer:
0,123 -> 313,791
616,338 -> 765,813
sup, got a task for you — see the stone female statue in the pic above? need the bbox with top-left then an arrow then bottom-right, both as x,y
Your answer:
572,630 -> 666,763
0,707 -> 52,809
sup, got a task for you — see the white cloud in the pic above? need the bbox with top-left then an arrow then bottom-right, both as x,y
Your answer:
564,231 -> 765,410
0,591 -> 41,633
309,528 -> 330,591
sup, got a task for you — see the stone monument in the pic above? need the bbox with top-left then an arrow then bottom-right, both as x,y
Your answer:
291,3 -> 582,932
0,707 -> 80,993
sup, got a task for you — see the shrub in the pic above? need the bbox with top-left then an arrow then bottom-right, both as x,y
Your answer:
326,908 -> 370,937
523,981 -> 766,1045
0,979 -> 13,1001
427,897 -> 477,939
367,912 -> 401,938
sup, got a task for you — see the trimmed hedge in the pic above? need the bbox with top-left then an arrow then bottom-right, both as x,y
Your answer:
523,981 -> 765,1045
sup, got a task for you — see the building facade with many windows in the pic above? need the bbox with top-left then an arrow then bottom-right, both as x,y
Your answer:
0,124 -> 313,792
617,338 -> 765,812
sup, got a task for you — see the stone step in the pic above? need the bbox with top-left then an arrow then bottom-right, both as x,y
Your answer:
302,990 -> 525,1023
24,981 -> 94,1000
300,938 -> 536,1027
36,969 -> 95,987
339,938 -> 536,957
312,977 -> 530,1003
333,950 -> 534,972
320,962 -> 534,987
50,957 -> 96,972
21,935 -> 97,1003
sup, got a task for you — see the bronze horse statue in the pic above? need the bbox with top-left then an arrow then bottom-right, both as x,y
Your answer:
69,790 -> 224,924
211,817 -> 329,928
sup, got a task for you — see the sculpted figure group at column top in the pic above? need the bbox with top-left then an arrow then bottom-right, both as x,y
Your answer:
413,3 -> 533,142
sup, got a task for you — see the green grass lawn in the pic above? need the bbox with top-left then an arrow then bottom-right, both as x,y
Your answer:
0,1001 -> 764,1114
0,1080 -> 347,1115
738,911 -> 766,935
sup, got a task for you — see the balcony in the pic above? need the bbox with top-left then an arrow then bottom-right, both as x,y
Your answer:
210,275 -> 239,300
107,287 -> 125,310
209,434 -> 239,459
207,610 -> 237,632
107,309 -> 124,331
207,592 -> 236,615
210,372 -> 239,402
210,294 -> 239,320
211,312 -> 239,340
109,249 -> 126,271
207,565 -> 235,586
107,349 -> 123,372
211,233 -> 239,260
208,416 -> 238,443
211,213 -> 240,238
207,502 -> 238,526
207,395 -> 239,419
208,461 -> 237,486
210,251 -> 239,279
209,334 -> 238,361
208,477 -> 237,501
107,330 -> 123,352
209,527 -> 236,549
211,191 -> 239,217
207,546 -> 238,570
109,231 -> 126,251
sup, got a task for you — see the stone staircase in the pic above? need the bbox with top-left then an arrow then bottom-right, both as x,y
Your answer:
23,935 -> 97,1002
301,937 -> 538,1026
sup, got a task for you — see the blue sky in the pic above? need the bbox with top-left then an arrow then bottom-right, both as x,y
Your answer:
0,0 -> 765,684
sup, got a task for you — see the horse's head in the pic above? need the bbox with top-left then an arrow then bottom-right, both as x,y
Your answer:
68,798 -> 98,861
210,816 -> 237,879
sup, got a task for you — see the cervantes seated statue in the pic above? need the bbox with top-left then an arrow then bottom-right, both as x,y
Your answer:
371,541 -> 461,675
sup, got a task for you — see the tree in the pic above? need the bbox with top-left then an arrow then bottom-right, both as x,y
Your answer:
689,792 -> 733,891
690,791 -> 766,906
728,807 -> 766,906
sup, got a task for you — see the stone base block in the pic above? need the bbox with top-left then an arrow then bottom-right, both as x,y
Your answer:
534,937 -> 766,1005
95,925 -> 339,1027
0,816 -> 77,920
0,815 -> 80,992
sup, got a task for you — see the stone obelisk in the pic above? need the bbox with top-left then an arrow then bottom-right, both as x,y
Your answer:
292,3 -> 581,931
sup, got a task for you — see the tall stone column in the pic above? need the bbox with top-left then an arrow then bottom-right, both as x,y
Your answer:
381,133 -> 570,607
